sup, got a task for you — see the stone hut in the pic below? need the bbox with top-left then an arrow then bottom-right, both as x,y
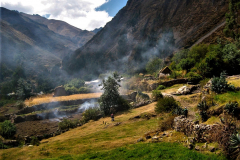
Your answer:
53,86 -> 67,97
158,66 -> 172,79
159,66 -> 172,75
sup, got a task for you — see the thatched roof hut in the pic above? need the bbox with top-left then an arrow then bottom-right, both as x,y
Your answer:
159,66 -> 172,75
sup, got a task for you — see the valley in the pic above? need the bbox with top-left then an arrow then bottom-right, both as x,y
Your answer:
1,0 -> 240,159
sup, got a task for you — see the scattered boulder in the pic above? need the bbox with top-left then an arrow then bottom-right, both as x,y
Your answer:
151,136 -> 160,143
176,86 -> 191,95
137,138 -> 144,142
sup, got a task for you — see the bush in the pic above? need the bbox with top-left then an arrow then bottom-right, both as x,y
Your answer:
211,71 -> 234,94
30,136 -> 40,146
197,101 -> 209,122
152,90 -> 163,101
229,132 -> 240,160
197,100 -> 209,111
186,72 -> 202,84
156,85 -> 166,90
224,101 -> 239,116
0,120 -> 16,139
82,107 -> 101,122
15,101 -> 25,110
159,116 -> 176,132
169,71 -> 182,79
58,119 -> 79,131
172,107 -> 186,116
178,58 -> 195,72
155,97 -> 179,113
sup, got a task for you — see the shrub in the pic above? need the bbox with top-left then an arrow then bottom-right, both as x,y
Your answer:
158,115 -> 176,132
197,100 -> 209,111
66,78 -> 85,88
186,72 -> 202,84
155,97 -> 179,113
58,119 -> 79,131
207,115 -> 236,159
15,101 -> 25,110
199,111 -> 208,122
156,85 -> 166,90
211,71 -> 234,94
224,101 -> 239,116
172,107 -> 185,116
82,107 -> 101,122
152,90 -> 163,101
169,71 -> 182,79
178,58 -> 195,72
197,101 -> 209,122
30,136 -> 40,146
229,132 -> 240,160
0,120 -> 16,139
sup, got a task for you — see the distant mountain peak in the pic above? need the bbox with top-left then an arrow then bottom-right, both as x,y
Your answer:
91,27 -> 103,34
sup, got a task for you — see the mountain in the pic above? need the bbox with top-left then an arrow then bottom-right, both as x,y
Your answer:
21,13 -> 95,49
0,7 -> 94,79
63,0 -> 228,75
91,27 -> 103,34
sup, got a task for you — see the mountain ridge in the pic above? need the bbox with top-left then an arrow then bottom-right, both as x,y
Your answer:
63,0 -> 228,75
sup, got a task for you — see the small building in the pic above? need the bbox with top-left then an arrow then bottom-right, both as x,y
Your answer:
158,66 -> 172,79
53,86 -> 67,97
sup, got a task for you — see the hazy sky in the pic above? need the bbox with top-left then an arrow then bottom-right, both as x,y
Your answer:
0,0 -> 128,31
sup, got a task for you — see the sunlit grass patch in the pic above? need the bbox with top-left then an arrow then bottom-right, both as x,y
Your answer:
204,116 -> 220,125
214,91 -> 240,105
227,78 -> 240,87
25,93 -> 102,106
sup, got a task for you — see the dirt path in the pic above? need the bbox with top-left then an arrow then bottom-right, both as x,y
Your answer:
191,21 -> 226,47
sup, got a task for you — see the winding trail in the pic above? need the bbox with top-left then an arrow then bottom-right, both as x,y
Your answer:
191,21 -> 226,48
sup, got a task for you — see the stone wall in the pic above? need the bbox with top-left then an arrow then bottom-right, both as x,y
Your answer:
173,116 -> 220,142
13,107 -> 81,123
160,79 -> 188,87
16,98 -> 99,115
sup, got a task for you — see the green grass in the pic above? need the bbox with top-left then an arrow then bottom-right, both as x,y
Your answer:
214,91 -> 240,104
37,142 -> 227,160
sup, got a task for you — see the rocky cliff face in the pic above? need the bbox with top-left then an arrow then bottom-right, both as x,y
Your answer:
64,0 -> 228,75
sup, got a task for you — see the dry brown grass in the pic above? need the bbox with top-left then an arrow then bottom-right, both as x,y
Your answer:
25,93 -> 102,106
227,77 -> 240,87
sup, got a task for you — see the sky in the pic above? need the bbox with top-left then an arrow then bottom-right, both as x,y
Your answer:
0,0 -> 128,31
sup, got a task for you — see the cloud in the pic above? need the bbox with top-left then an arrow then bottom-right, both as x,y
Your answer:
1,0 -> 113,30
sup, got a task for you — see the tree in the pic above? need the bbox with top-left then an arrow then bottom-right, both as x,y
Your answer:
224,0 -> 240,39
99,72 -> 130,115
16,78 -> 32,100
178,58 -> 195,72
146,57 -> 163,74
0,120 -> 16,139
